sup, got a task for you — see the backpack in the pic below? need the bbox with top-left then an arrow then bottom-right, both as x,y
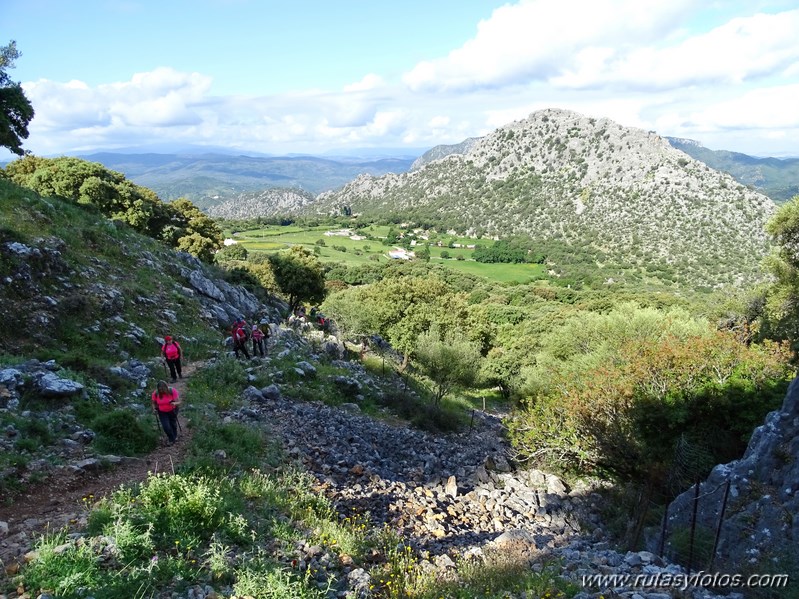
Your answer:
164,341 -> 180,360
234,326 -> 247,342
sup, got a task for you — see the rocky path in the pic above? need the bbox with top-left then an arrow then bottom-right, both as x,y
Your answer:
235,369 -> 727,599
242,385 -> 595,559
0,362 -> 199,570
1,352 -> 728,597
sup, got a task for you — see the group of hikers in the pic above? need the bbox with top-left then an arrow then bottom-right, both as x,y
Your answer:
151,334 -> 187,446
230,316 -> 270,359
288,305 -> 329,331
152,315 -> 272,446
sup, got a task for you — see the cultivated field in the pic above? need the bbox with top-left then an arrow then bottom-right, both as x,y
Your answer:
229,224 -> 547,283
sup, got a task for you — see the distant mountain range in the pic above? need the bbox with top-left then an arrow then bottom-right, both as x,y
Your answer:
309,108 -> 776,289
664,138 -> 799,202
74,152 -> 416,209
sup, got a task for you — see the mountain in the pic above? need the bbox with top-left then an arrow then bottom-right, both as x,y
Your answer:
410,138 -> 480,171
310,108 -> 777,289
75,152 -> 417,208
206,187 -> 317,219
665,137 -> 799,203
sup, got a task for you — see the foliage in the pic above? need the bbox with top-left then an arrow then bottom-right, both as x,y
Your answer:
325,275 -> 468,368
215,243 -> 249,262
267,245 -> 327,314
182,417 -> 277,473
187,356 -> 249,409
0,40 -> 34,156
761,195 -> 799,354
415,324 -> 482,405
507,303 -> 792,482
473,237 -> 545,264
91,409 -> 159,456
3,156 -> 222,262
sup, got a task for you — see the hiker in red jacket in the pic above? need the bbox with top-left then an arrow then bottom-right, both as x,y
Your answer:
161,335 -> 182,382
231,317 -> 251,359
251,324 -> 267,357
151,380 -> 181,445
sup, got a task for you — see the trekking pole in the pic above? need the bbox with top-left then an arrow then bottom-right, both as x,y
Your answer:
153,410 -> 165,444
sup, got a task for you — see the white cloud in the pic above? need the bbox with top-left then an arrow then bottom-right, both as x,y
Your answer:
403,0 -> 695,92
22,67 -> 212,151
672,84 -> 799,130
344,74 -> 384,92
10,2 -> 799,159
553,9 -> 799,89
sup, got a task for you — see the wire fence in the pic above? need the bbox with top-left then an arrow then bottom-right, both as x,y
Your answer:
658,478 -> 731,573
614,435 -> 735,574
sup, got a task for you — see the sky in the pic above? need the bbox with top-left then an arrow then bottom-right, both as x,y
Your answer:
2,0 -> 799,160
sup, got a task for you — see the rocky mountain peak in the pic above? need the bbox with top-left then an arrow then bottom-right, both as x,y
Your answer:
309,108 -> 776,289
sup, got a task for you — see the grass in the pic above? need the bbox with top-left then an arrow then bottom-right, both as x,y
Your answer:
7,339 -> 578,599
231,223 -> 549,283
0,310 -> 565,599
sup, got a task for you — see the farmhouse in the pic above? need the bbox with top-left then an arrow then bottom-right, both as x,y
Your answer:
388,248 -> 415,260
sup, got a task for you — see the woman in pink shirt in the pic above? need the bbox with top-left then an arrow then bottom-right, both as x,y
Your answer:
151,380 -> 181,445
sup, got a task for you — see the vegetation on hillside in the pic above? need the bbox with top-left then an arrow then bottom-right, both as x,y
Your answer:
3,155 -> 223,262
4,73 -> 799,594
310,109 -> 776,289
667,137 -> 799,203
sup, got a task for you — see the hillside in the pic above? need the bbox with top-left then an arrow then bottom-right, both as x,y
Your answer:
205,187 -> 316,219
0,177 -> 630,598
666,137 -> 799,203
410,137 -> 480,171
311,109 -> 777,289
77,152 -> 416,208
1,166 -> 793,597
0,176 -> 283,371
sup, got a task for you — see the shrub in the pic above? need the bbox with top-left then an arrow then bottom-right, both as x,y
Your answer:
187,357 -> 248,409
508,307 -> 793,484
91,409 -> 158,456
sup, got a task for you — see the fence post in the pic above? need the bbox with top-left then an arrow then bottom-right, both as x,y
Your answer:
687,479 -> 701,575
708,480 -> 731,571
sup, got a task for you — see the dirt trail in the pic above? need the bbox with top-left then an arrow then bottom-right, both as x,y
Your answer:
0,361 -> 201,569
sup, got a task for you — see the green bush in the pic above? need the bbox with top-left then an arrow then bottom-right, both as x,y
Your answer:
187,356 -> 248,409
182,418 -> 277,473
91,409 -> 158,456
21,533 -> 102,599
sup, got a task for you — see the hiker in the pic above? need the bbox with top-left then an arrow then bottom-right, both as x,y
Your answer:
151,380 -> 181,445
161,335 -> 182,382
251,324 -> 267,357
231,317 -> 251,359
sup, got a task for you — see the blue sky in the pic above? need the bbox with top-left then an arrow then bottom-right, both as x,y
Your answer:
2,0 -> 799,159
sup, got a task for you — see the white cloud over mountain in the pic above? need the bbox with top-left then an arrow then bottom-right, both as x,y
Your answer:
14,1 -> 799,158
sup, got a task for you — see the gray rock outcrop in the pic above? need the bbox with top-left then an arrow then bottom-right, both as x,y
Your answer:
663,375 -> 799,570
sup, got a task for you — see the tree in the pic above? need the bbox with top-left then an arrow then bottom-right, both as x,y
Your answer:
268,246 -> 327,314
416,245 -> 431,262
215,243 -> 248,263
0,41 -> 34,156
762,195 -> 799,349
415,325 -> 482,405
